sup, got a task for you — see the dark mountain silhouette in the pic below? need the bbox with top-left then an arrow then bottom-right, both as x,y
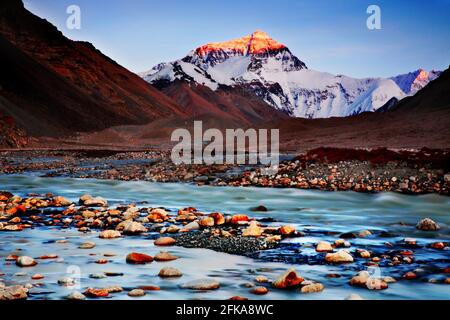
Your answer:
0,0 -> 185,142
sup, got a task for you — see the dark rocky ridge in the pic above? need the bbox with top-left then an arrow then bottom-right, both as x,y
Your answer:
0,0 -> 186,138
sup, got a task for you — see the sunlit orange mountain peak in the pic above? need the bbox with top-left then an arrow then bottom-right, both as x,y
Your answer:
195,30 -> 286,57
416,69 -> 429,81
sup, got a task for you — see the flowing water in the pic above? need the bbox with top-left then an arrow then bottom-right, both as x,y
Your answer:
0,175 -> 449,300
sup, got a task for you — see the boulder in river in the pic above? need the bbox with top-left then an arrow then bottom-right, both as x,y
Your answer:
126,252 -> 153,264
272,268 -> 304,289
251,286 -> 269,295
154,251 -> 178,262
79,241 -> 96,249
154,237 -> 176,246
209,212 -> 225,225
16,256 -> 37,267
198,217 -> 215,227
99,230 -> 121,239
325,250 -> 354,264
66,291 -> 86,300
84,288 -> 110,298
0,285 -> 28,300
79,194 -> 108,207
300,283 -> 324,293
316,241 -> 333,252
181,279 -> 220,290
242,221 -> 263,237
128,289 -> 146,297
158,267 -> 182,278
416,218 -> 440,231
117,221 -> 148,234
279,225 -> 296,236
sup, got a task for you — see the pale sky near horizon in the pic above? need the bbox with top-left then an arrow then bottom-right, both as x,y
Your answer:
23,0 -> 450,78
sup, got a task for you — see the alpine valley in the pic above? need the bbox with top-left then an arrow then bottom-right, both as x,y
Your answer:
142,31 -> 441,118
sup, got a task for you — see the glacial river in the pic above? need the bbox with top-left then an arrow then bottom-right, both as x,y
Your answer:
0,175 -> 449,300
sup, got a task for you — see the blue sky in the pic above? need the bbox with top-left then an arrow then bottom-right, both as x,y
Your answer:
24,0 -> 450,78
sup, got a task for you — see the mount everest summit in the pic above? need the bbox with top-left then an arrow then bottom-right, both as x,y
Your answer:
141,30 -> 441,118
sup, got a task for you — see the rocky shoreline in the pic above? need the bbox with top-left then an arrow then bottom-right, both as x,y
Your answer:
1,148 -> 449,195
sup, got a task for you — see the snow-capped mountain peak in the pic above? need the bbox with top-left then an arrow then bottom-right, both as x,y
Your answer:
141,32 -> 440,119
390,69 -> 442,95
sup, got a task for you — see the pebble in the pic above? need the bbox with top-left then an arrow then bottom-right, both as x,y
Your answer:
230,215 -> 249,224
251,205 -> 268,212
105,286 -> 123,293
99,230 -> 121,239
325,250 -> 354,264
209,212 -> 225,225
403,272 -> 417,280
128,289 -> 146,297
416,218 -> 440,231
126,252 -> 153,264
139,285 -> 160,291
198,217 -> 215,227
78,241 -> 95,249
181,279 -> 220,290
117,221 -> 148,234
154,237 -> 176,246
316,241 -> 333,252
229,296 -> 249,300
16,256 -> 37,267
31,274 -> 44,280
300,283 -> 324,293
383,276 -> 396,283
358,230 -> 372,237
166,225 -> 180,233
366,278 -> 388,290
53,196 -> 72,206
358,250 -> 371,258
242,221 -> 263,237
0,285 -> 28,300
80,195 -> 108,207
84,287 -> 109,298
251,286 -> 269,295
181,221 -> 200,232
279,225 -> 296,236
154,251 -> 178,262
431,242 -> 445,250
345,293 -> 364,300
66,291 -> 86,300
272,268 -> 304,289
58,277 -> 75,286
158,267 -> 183,278
255,275 -> 269,283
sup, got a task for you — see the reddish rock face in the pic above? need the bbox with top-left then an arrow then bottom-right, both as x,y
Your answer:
0,114 -> 27,148
195,30 -> 286,58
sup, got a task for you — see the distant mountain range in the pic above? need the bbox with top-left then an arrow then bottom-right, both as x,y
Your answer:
142,31 -> 441,118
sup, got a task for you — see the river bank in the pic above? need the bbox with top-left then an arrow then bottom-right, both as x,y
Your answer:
1,148 -> 449,195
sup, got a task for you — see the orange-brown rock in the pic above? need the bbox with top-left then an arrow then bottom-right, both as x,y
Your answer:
230,215 -> 249,224
154,237 -> 176,246
272,268 -> 304,289
126,252 -> 153,264
209,212 -> 225,225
